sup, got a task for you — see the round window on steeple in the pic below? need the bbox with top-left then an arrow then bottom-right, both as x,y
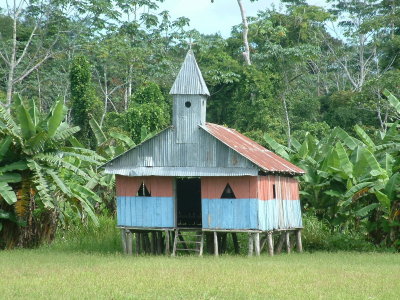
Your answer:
185,101 -> 191,108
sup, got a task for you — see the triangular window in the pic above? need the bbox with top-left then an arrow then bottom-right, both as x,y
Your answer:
221,183 -> 236,199
137,182 -> 151,197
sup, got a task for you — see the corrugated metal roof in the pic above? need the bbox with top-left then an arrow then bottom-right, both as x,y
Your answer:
169,50 -> 210,96
201,123 -> 305,175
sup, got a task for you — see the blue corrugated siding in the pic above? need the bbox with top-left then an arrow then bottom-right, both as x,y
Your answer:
258,199 -> 302,230
117,196 -> 174,227
202,198 -> 258,229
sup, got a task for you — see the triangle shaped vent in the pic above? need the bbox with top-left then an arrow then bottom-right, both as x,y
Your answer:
221,183 -> 236,199
137,182 -> 151,197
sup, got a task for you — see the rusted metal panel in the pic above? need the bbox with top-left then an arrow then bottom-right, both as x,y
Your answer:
201,123 -> 305,175
257,175 -> 300,200
169,50 -> 210,96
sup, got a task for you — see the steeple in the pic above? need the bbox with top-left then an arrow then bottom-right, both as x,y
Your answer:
170,50 -> 210,96
170,50 -> 209,143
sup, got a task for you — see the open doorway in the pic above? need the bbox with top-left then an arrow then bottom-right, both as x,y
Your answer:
176,178 -> 202,227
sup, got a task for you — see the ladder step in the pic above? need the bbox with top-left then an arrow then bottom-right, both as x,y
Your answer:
176,241 -> 202,244
176,249 -> 200,252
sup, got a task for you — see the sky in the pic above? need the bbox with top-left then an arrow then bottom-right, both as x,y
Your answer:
157,0 -> 274,37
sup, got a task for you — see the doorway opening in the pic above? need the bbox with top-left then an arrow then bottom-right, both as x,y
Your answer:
176,177 -> 202,227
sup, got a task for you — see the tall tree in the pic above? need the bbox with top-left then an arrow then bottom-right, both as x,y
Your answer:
70,56 -> 101,145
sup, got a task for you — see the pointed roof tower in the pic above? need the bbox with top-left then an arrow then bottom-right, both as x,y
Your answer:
169,50 -> 210,96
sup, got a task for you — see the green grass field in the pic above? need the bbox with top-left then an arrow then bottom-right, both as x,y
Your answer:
1,250 -> 399,299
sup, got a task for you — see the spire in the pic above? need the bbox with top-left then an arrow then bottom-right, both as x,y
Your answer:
169,50 -> 210,96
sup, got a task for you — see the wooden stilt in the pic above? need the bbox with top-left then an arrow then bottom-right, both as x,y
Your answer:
165,230 -> 170,255
121,229 -> 127,254
144,233 -> 151,253
135,232 -> 140,255
199,232 -> 204,256
214,231 -> 219,256
127,230 -> 133,255
285,231 -> 291,254
267,231 -> 274,256
296,229 -> 303,253
206,232 -> 213,254
248,233 -> 254,256
157,232 -> 162,254
150,232 -> 156,254
275,232 -> 285,254
141,233 -> 146,254
254,232 -> 260,256
221,233 -> 227,254
172,229 -> 178,256
232,233 -> 240,254
260,233 -> 268,252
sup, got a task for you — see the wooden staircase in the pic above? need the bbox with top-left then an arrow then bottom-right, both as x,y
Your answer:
172,229 -> 204,256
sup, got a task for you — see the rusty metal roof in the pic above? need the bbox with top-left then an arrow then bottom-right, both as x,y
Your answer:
169,50 -> 210,96
202,123 -> 305,175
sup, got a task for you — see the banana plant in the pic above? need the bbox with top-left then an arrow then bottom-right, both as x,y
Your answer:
0,96 -> 104,248
264,93 -> 400,247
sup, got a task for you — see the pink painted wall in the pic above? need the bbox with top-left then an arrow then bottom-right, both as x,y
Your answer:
116,176 -> 173,197
257,175 -> 299,201
201,176 -> 258,199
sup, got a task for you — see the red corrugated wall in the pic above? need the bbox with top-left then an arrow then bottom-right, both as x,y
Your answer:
257,175 -> 299,200
116,175 -> 173,197
201,176 -> 257,199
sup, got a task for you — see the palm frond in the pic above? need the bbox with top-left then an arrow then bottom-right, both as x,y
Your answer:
54,125 -> 80,141
34,153 -> 89,178
27,160 -> 54,208
47,100 -> 66,138
61,147 -> 106,162
89,118 -> 107,145
46,168 -> 71,196
0,182 -> 17,205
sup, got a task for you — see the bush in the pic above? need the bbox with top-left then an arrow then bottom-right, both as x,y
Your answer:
302,213 -> 377,252
49,215 -> 122,254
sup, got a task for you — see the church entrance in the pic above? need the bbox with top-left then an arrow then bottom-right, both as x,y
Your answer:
176,178 -> 202,227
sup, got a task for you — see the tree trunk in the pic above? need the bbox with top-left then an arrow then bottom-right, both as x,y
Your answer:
237,0 -> 251,66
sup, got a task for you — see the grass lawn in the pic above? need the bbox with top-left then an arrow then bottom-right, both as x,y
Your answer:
0,250 -> 399,299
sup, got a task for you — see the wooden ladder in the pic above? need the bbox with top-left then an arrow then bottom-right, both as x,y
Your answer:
172,229 -> 204,256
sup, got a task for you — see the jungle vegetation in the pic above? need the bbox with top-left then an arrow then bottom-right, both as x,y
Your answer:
0,0 -> 399,250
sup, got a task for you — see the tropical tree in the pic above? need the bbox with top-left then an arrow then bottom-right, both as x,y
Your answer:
0,96 -> 104,249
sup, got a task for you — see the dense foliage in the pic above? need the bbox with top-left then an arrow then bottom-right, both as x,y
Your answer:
0,0 -> 399,249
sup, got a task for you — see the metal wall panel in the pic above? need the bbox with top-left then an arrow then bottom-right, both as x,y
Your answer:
117,196 -> 174,227
257,199 -> 302,230
202,198 -> 258,230
104,127 -> 257,176
201,176 -> 257,199
116,175 -> 173,197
